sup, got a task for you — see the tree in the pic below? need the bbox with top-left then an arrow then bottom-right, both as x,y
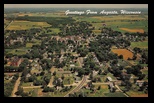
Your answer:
40,71 -> 45,76
97,85 -> 101,90
42,86 -> 50,92
118,55 -> 123,59
78,69 -> 85,77
138,74 -> 146,80
61,74 -> 65,80
15,87 -> 24,95
90,73 -> 93,80
98,69 -> 102,75
33,80 -> 41,86
53,71 -> 56,76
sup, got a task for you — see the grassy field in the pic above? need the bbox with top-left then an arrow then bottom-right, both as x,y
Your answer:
4,19 -> 11,28
141,69 -> 148,75
6,48 -> 27,55
111,49 -> 133,60
131,41 -> 148,49
104,92 -> 126,97
22,82 -> 33,87
47,28 -> 61,34
26,40 -> 41,48
26,43 -> 33,48
126,90 -> 148,97
91,15 -> 147,21
6,20 -> 51,30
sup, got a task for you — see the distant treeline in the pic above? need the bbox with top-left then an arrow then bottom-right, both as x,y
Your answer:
14,16 -> 76,27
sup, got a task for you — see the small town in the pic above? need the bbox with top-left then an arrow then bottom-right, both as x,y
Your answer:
4,4 -> 148,97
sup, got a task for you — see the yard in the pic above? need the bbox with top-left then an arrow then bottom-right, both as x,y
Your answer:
63,77 -> 74,85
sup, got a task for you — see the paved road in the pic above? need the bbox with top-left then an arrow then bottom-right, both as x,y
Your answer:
64,76 -> 86,97
115,85 -> 129,97
11,77 -> 21,97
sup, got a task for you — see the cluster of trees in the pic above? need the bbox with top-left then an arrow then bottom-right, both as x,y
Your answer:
4,66 -> 19,72
125,32 -> 148,37
89,38 -> 119,62
15,16 -> 75,28
53,76 -> 64,87
58,21 -> 93,36
126,65 -> 145,80
15,86 -> 29,97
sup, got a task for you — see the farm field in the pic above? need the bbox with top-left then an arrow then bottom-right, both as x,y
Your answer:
111,49 -> 133,60
131,41 -> 148,49
73,15 -> 148,33
119,28 -> 144,33
6,20 -> 51,30
18,12 -> 67,17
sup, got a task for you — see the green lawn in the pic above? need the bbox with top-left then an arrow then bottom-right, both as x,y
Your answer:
131,41 -> 148,49
26,43 -> 33,48
21,82 -> 33,87
23,88 -> 34,93
104,92 -> 126,97
63,77 -> 74,85
50,28 -> 61,34
7,48 -> 27,55
31,88 -> 39,97
36,76 -> 42,80
141,69 -> 148,75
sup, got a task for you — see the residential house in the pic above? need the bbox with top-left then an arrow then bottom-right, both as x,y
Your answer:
108,82 -> 115,92
26,73 -> 31,78
136,80 -> 144,87
106,76 -> 113,82
11,57 -> 22,67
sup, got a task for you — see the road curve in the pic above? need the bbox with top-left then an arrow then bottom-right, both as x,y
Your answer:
64,76 -> 86,97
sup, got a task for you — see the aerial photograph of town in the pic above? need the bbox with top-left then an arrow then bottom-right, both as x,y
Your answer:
4,4 -> 148,97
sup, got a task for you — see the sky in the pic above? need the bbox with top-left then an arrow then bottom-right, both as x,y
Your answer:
4,4 -> 148,8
